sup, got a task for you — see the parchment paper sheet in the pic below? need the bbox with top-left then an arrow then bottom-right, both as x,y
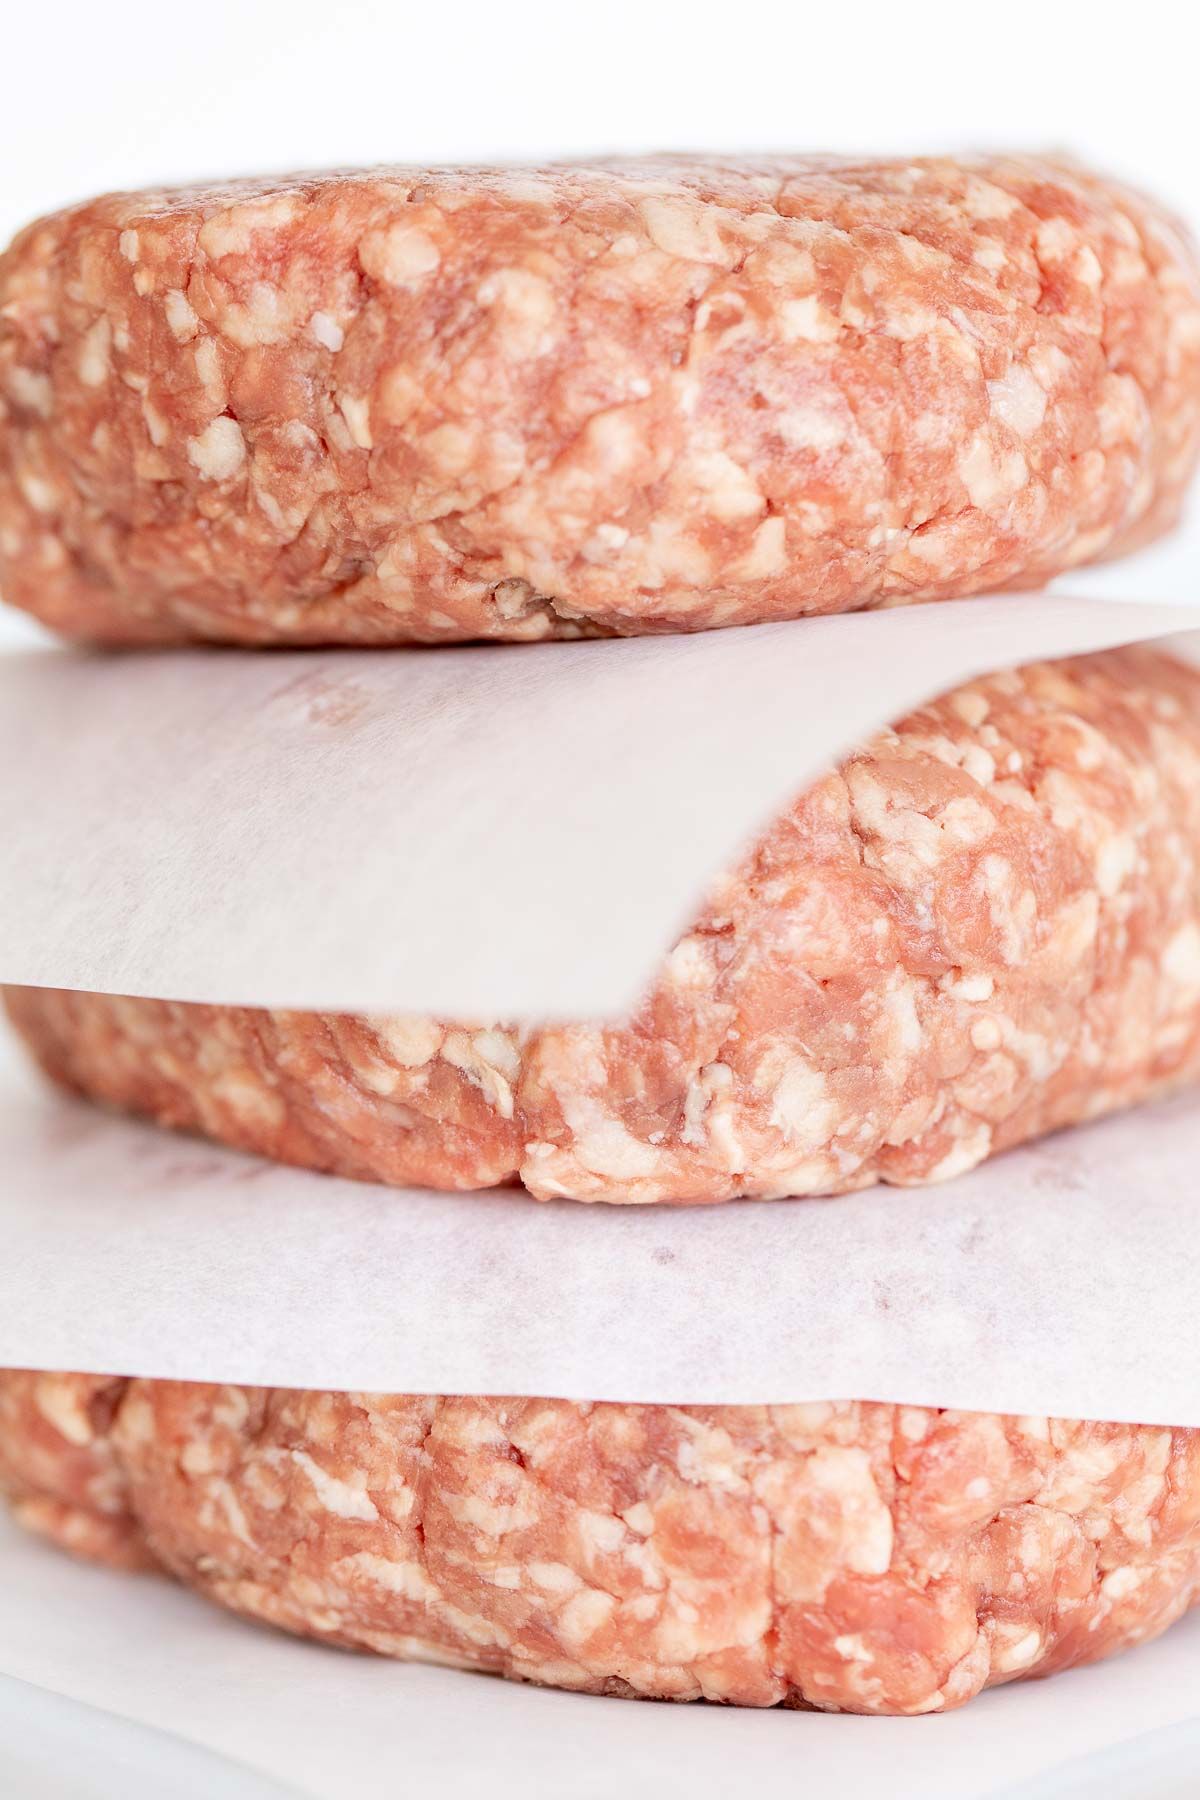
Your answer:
2,591 -> 1200,1019
2,1024 -> 1198,1420
1,1513 -> 1198,1800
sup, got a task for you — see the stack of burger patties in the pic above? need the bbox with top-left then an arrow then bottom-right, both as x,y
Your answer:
2,152 -> 1200,1718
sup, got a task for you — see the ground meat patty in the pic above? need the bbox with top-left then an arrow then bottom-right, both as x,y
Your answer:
2,155 -> 1198,647
10,646 -> 1200,1204
2,1373 -> 1198,1714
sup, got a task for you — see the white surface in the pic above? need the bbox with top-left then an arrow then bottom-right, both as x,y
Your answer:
0,1513 -> 1198,1800
999,1721 -> 1200,1798
2,592 -> 1199,1019
3,1027 -> 1200,1418
0,1674 -> 297,1800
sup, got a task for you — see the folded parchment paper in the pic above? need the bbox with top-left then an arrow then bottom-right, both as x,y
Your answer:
3,1024 -> 1198,1421
1,1513 -> 1198,1800
2,592 -> 1199,1018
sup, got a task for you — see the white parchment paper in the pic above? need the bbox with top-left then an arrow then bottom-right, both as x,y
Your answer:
1,1513 -> 1198,1800
2,591 -> 1200,1019
2,1027 -> 1198,1420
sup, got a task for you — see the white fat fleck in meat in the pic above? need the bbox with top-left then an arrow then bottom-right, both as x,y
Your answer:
777,294 -> 841,342
987,364 -> 1048,437
527,1560 -> 582,1594
163,290 -> 200,341
76,319 -> 112,387
443,1488 -> 539,1538
15,470 -> 57,514
731,514 -> 788,580
958,431 -> 1028,510
440,1029 -> 519,1119
335,1552 -> 436,1603
684,450 -> 765,522
766,1058 -> 838,1152
361,223 -> 442,286
977,855 -> 1037,964
939,971 -> 995,1001
1101,1565 -> 1148,1601
1095,832 -> 1137,898
559,1108 -> 663,1181
1163,922 -> 1200,1000
7,368 -> 53,416
192,338 -> 226,406
926,1120 -> 994,1181
289,1450 -> 379,1522
639,197 -> 728,264
337,394 -> 374,450
309,311 -> 345,351
373,1017 -> 443,1068
33,1379 -> 95,1447
186,416 -> 246,481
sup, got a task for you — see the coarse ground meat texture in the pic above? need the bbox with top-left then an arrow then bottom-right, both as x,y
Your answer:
2,1374 -> 1199,1714
10,646 -> 1200,1204
1,154 -> 1199,647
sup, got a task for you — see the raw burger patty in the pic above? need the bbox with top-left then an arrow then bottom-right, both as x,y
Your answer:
11,646 -> 1200,1205
2,155 -> 1199,646
2,1374 -> 1198,1715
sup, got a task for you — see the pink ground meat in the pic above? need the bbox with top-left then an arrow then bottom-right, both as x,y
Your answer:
2,154 -> 1198,645
2,1373 -> 1198,1715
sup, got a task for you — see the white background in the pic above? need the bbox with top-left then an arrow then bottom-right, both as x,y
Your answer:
4,6 -> 1200,1793
3,0 -> 1200,248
